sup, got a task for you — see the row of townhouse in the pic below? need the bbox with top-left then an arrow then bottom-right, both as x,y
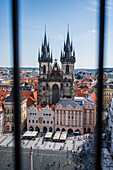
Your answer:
27,97 -> 96,134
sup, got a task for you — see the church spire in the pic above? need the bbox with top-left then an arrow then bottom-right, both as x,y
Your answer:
60,25 -> 76,62
38,26 -> 53,62
66,24 -> 70,45
44,25 -> 47,47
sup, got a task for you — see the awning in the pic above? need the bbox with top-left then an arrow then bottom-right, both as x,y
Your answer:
44,132 -> 53,139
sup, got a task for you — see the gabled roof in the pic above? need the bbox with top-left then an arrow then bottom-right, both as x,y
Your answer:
56,98 -> 78,108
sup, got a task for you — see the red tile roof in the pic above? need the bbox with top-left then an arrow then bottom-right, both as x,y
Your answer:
91,92 -> 97,104
36,104 -> 42,110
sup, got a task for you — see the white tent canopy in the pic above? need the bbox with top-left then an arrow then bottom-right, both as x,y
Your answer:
53,131 -> 61,140
23,131 -> 38,138
44,132 -> 53,139
60,131 -> 67,141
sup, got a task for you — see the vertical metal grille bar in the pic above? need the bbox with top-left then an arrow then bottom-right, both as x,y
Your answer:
96,0 -> 105,169
12,0 -> 21,169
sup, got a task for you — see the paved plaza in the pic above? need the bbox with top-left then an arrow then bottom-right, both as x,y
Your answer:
0,133 -> 93,152
0,133 -> 113,169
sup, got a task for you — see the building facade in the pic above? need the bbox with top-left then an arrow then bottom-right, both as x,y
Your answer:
3,88 -> 27,132
37,29 -> 76,105
55,97 -> 96,134
27,105 -> 55,132
0,103 -> 5,135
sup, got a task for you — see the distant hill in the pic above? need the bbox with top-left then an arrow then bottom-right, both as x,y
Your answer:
75,68 -> 113,73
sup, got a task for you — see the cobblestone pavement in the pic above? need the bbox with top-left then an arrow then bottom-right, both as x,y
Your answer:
0,146 -> 96,170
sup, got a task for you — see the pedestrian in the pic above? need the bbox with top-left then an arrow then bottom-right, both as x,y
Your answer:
58,163 -> 61,168
65,162 -> 67,166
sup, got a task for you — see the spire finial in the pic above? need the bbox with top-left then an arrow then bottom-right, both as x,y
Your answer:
67,23 -> 69,33
45,25 -> 46,34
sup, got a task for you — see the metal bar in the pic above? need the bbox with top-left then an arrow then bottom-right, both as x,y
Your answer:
96,0 -> 105,169
12,0 -> 21,169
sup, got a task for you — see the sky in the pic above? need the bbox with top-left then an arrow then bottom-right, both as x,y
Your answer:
0,0 -> 113,69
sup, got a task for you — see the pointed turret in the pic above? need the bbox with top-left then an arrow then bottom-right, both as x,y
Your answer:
60,50 -> 63,60
38,50 -> 40,60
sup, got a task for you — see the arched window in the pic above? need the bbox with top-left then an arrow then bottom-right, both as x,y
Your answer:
66,65 -> 69,74
43,65 -> 46,74
46,83 -> 48,89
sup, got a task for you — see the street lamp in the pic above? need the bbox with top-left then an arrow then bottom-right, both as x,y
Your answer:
30,146 -> 33,170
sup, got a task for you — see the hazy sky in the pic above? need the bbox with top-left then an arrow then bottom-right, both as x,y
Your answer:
0,0 -> 113,69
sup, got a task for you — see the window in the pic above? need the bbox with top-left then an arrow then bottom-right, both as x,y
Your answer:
36,120 -> 38,123
57,121 -> 58,125
57,115 -> 59,118
79,115 -> 81,120
51,121 -> 53,124
67,83 -> 68,86
64,115 -> 65,119
47,121 -> 49,124
68,116 -> 70,119
88,106 -> 90,108
61,83 -> 63,89
72,111 -> 73,114
43,120 -> 45,124
43,65 -> 46,74
43,87 -> 45,90
60,110 -> 62,114
71,122 -> 73,126
72,116 -> 73,119
75,122 -> 77,126
64,111 -> 65,114
60,121 -> 62,125
75,111 -> 77,114
68,111 -> 70,114
89,120 -> 92,125
29,120 -> 31,123
68,122 -> 70,126
84,114 -> 86,118
60,115 -> 62,119
90,113 -> 92,119
79,122 -> 81,126
75,115 -> 77,119
79,111 -> 81,114
57,110 -> 59,113
64,121 -> 65,125
32,120 -> 34,123
46,83 -> 48,89
66,64 -> 69,74
84,120 -> 86,124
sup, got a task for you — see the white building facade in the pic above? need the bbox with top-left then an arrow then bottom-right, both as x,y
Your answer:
27,105 -> 55,132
